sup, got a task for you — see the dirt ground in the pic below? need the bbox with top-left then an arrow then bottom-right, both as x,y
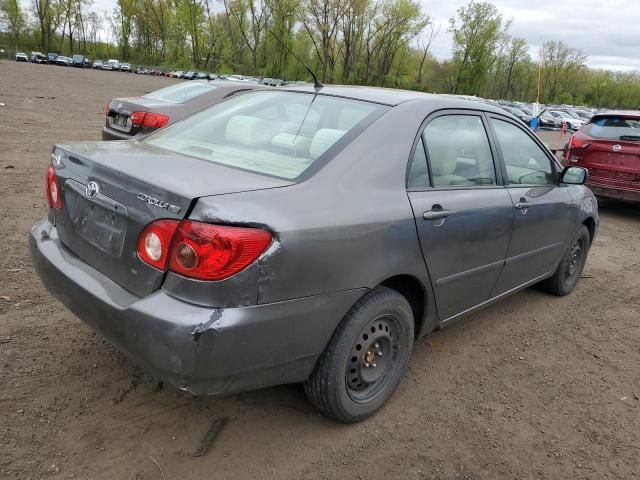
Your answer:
1,61 -> 639,480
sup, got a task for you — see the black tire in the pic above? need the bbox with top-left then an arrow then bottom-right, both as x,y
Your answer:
304,286 -> 414,423
540,225 -> 590,296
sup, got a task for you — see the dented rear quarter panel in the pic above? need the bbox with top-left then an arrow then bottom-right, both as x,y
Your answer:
163,99 -> 444,336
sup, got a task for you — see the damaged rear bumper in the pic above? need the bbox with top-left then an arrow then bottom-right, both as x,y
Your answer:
29,219 -> 366,396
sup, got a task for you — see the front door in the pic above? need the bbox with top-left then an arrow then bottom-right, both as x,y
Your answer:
407,113 -> 514,320
487,116 -> 575,295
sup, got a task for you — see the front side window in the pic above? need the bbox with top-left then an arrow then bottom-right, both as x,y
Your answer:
423,115 -> 497,187
146,91 -> 380,179
490,118 -> 555,185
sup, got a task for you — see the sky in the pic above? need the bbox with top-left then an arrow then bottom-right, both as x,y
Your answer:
87,0 -> 640,72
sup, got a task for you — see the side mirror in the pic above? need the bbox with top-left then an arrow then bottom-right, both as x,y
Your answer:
561,166 -> 588,185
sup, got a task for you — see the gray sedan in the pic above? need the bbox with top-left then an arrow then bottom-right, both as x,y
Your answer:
102,80 -> 261,140
31,86 -> 598,423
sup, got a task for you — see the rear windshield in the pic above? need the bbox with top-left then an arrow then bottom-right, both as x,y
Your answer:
143,82 -> 217,103
145,90 -> 381,179
584,116 -> 640,141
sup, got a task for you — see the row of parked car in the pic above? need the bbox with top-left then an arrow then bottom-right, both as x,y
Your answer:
496,101 -> 596,131
137,69 -> 289,87
440,94 -> 600,132
15,51 -> 294,87
13,49 -> 610,138
15,51 -> 130,70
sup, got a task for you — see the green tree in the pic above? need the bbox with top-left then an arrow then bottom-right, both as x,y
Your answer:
0,0 -> 26,50
448,0 -> 510,95
540,40 -> 587,104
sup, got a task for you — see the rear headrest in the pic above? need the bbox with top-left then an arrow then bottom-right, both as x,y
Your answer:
225,115 -> 271,147
271,133 -> 312,156
310,128 -> 346,160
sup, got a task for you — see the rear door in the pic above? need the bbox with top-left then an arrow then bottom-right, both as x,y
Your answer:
487,115 -> 574,295
407,112 -> 514,320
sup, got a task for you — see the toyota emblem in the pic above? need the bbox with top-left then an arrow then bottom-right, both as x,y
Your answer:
612,144 -> 622,152
85,181 -> 99,199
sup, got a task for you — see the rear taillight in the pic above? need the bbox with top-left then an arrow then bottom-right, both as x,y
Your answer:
45,164 -> 62,210
567,135 -> 591,164
137,220 -> 180,270
169,222 -> 272,280
137,220 -> 272,280
130,111 -> 170,129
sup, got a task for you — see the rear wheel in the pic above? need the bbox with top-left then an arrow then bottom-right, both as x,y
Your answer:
304,286 -> 414,423
540,225 -> 590,296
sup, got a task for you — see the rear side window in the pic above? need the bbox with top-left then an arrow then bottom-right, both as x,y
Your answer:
146,91 -> 381,179
423,115 -> 497,187
144,82 -> 218,103
584,116 -> 640,141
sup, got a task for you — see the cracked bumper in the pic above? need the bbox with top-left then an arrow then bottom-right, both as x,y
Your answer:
30,219 -> 365,395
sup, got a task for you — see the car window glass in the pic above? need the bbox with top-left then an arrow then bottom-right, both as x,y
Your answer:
491,118 -> 555,185
145,91 -> 380,180
407,137 -> 430,188
583,115 -> 640,140
422,115 -> 496,187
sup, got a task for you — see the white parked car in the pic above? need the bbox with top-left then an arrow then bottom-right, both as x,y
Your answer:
548,110 -> 584,131
107,59 -> 120,70
15,52 -> 29,62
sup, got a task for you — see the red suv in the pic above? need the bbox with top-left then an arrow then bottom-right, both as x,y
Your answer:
567,112 -> 640,202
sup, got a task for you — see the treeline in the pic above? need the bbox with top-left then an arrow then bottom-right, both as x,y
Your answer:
2,0 -> 640,108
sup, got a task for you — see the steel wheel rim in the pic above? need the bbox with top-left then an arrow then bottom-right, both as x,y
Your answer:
564,238 -> 584,284
345,314 -> 403,404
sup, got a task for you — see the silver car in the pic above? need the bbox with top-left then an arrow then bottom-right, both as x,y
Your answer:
30,87 -> 598,422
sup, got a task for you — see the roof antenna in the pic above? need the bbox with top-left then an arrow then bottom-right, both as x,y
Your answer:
268,30 -> 324,90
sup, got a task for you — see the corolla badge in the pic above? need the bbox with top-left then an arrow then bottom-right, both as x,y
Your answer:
612,144 -> 622,152
85,181 -> 99,199
137,193 -> 181,214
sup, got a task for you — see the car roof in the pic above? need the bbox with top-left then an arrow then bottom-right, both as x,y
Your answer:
592,110 -> 640,120
277,84 -> 507,114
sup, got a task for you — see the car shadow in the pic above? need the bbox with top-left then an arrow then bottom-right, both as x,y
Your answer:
597,198 -> 640,221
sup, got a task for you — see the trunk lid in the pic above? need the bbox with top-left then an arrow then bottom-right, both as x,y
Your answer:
575,114 -> 640,191
106,97 -> 177,137
51,140 -> 292,297
577,138 -> 640,190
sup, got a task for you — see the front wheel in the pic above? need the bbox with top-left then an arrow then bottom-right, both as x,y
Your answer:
304,286 -> 414,423
540,225 -> 590,296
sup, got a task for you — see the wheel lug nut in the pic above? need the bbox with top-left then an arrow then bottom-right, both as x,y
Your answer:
364,362 -> 370,368
373,343 -> 379,349
376,351 -> 383,357
371,363 -> 377,368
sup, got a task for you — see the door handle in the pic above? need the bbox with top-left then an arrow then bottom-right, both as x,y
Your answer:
423,209 -> 452,220
514,202 -> 528,210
